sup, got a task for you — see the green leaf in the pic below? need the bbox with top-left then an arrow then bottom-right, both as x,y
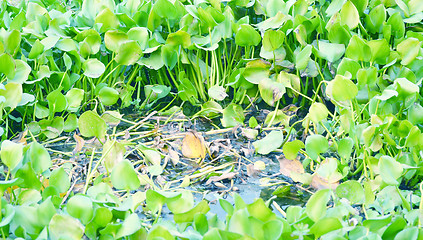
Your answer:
228,208 -> 251,236
235,24 -> 261,47
161,44 -> 178,70
49,214 -> 85,240
295,45 -> 312,70
144,85 -> 171,102
408,103 -> 423,124
308,102 -> 328,123
350,0 -> 368,14
128,27 -> 149,50
337,58 -> 361,79
64,114 -> 78,132
1,140 -> 23,170
263,29 -> 285,51
47,89 -> 67,115
166,30 -> 191,48
67,195 -> 94,225
242,59 -> 271,84
208,86 -> 227,101
105,30 -> 128,52
305,134 -> 329,160
314,41 -> 345,62
116,213 -> 141,238
283,140 -> 305,160
65,88 -> 84,112
153,0 -> 177,19
340,1 -> 360,29
253,130 -> 284,155
98,87 -> 119,106
5,30 -> 21,55
247,198 -> 276,222
328,22 -> 352,45
28,39 -> 44,59
357,67 -> 377,86
78,110 -> 107,139
387,12 -> 405,39
0,53 -> 15,79
397,38 -> 421,66
336,180 -> 364,204
326,75 -> 358,102
111,159 -> 141,191
116,41 -> 142,65
379,155 -> 403,185
94,8 -> 120,32
83,59 -> 105,78
40,117 -> 64,139
309,217 -> 342,238
368,39 -> 390,64
147,225 -> 174,240
221,103 -> 245,128
258,78 -> 285,106
93,207 -> 113,227
305,189 -> 331,222
174,200 -> 210,224
326,0 -> 347,17
365,4 -> 386,33
56,39 -> 78,52
394,227 -> 419,240
167,191 -> 194,214
337,137 -> 354,159
27,142 -> 51,174
49,167 -> 70,193
264,109 -> 290,126
0,82 -> 22,109
394,78 -> 419,98
345,35 -> 371,62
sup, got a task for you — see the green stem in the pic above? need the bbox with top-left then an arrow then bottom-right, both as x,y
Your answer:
267,100 -> 280,127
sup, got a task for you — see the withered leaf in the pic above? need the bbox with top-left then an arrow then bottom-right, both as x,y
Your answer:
278,157 -> 304,178
181,131 -> 207,159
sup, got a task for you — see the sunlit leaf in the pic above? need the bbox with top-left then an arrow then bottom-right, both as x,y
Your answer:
253,130 -> 284,155
181,131 -> 207,159
111,159 -> 141,191
78,110 -> 107,139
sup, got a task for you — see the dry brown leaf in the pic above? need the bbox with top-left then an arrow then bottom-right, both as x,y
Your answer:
73,133 -> 85,154
168,148 -> 180,165
241,147 -> 254,157
206,172 -> 238,185
214,182 -> 227,188
123,130 -> 130,140
15,130 -> 28,145
278,157 -> 304,178
246,164 -> 260,177
310,173 -> 339,190
181,131 -> 207,159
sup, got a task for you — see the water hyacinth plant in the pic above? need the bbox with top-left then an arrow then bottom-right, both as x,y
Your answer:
0,0 -> 422,238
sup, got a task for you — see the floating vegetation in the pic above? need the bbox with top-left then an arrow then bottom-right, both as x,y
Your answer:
0,0 -> 423,239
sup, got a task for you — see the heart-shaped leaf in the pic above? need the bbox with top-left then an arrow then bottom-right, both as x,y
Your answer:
67,195 -> 94,225
78,110 -> 107,139
305,135 -> 329,160
221,103 -> 245,128
111,159 -> 140,191
258,78 -> 285,107
1,140 -> 23,170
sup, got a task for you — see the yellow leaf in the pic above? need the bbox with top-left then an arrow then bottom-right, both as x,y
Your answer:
181,131 -> 207,159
